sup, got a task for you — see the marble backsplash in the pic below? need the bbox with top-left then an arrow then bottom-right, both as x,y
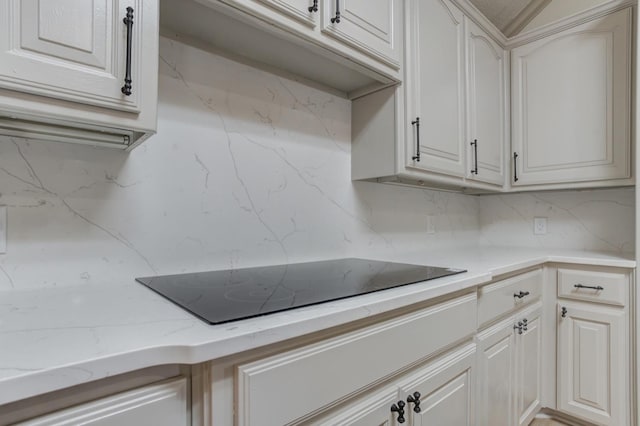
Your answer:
0,37 -> 481,290
0,37 -> 633,290
478,189 -> 635,252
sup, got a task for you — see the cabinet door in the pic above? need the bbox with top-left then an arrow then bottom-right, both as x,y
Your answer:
321,0 -> 401,68
406,0 -> 466,177
256,0 -> 318,26
557,302 -> 626,425
400,344 -> 475,426
315,388 -> 401,426
0,0 -> 144,113
515,305 -> 542,426
16,378 -> 188,426
477,320 -> 516,426
465,18 -> 505,186
511,8 -> 632,186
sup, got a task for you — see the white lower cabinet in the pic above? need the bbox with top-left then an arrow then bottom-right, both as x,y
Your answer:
16,378 -> 188,426
235,293 -> 477,425
557,301 -> 627,425
315,343 -> 476,426
477,303 -> 541,426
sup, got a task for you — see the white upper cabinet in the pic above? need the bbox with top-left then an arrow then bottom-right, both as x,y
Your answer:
0,0 -> 159,148
511,8 -> 632,186
0,0 -> 141,113
321,0 -> 401,68
465,18 -> 505,186
406,0 -> 466,178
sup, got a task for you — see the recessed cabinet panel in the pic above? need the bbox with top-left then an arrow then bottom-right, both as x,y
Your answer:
511,8 -> 632,185
406,0 -> 465,177
403,346 -> 475,426
516,306 -> 541,426
0,0 -> 143,112
16,378 -> 188,426
557,302 -> 626,425
257,0 -> 317,26
315,388 -> 399,425
321,0 -> 400,68
477,321 -> 515,426
466,19 -> 505,186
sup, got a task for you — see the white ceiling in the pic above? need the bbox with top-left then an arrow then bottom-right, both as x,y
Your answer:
470,0 -> 551,36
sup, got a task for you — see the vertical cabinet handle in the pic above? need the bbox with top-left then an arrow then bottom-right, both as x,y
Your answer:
391,400 -> 406,423
331,0 -> 341,23
308,0 -> 318,12
522,318 -> 528,331
121,7 -> 134,96
561,307 -> 568,318
412,117 -> 421,162
470,139 -> 478,174
513,152 -> 519,182
406,392 -> 422,413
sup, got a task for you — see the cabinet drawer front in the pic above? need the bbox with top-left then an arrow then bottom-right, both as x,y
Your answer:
16,378 -> 188,426
557,267 -> 628,306
236,293 -> 477,426
478,269 -> 542,327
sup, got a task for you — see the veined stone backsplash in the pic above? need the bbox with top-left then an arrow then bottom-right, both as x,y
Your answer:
0,37 -> 633,290
478,188 -> 635,252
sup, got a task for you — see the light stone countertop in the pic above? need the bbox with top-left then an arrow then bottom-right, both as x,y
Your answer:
0,246 -> 635,406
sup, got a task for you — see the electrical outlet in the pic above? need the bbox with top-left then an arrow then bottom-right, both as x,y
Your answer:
426,215 -> 436,234
533,217 -> 547,235
0,206 -> 6,253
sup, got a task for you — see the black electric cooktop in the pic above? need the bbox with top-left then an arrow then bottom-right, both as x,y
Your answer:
136,259 -> 466,325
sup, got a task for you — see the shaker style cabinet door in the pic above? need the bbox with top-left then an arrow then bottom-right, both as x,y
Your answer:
0,0 -> 146,112
511,8 -> 632,186
405,0 -> 466,177
557,302 -> 626,425
465,18 -> 505,186
321,0 -> 401,68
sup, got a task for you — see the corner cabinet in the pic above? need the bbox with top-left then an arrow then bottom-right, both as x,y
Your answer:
511,7 -> 632,187
0,0 -> 159,149
555,266 -> 630,425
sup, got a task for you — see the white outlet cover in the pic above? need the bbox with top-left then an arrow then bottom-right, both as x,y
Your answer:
0,206 -> 6,253
533,217 -> 547,235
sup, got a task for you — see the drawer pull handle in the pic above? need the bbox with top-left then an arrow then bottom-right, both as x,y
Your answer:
391,400 -> 406,423
121,6 -> 134,96
407,391 -> 421,413
561,306 -> 567,318
514,291 -> 530,299
574,284 -> 604,291
308,0 -> 318,12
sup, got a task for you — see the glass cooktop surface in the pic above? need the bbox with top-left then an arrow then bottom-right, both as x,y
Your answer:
136,258 -> 466,324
